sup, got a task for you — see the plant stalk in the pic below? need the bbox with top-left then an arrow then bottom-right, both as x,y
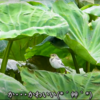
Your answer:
86,61 -> 90,72
1,40 -> 13,73
69,49 -> 80,73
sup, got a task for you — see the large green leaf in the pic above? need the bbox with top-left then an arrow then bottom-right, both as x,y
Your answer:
20,67 -> 100,99
81,5 -> 99,21
82,5 -> 100,17
23,0 -> 76,9
27,1 -> 49,9
25,41 -> 69,59
78,0 -> 100,6
0,40 -> 8,59
25,36 -> 69,71
27,0 -> 53,10
52,1 -> 100,65
0,2 -> 68,40
0,34 -> 47,61
25,36 -> 69,59
36,36 -> 68,49
9,34 -> 47,61
95,0 -> 100,4
0,40 -> 7,52
0,72 -> 29,99
78,0 -> 94,7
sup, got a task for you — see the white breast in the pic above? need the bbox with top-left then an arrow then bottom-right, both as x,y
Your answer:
49,58 -> 65,69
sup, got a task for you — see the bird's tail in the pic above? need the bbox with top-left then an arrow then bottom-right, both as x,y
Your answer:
65,66 -> 76,74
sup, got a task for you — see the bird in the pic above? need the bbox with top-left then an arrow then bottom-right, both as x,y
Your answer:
49,54 -> 75,74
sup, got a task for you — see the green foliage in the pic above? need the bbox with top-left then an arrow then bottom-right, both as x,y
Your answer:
0,40 -> 8,53
0,72 -> 29,99
25,42 -> 68,59
78,0 -> 100,8
0,0 -> 100,99
0,1 -> 68,73
53,1 -> 100,66
27,1 -> 49,10
82,5 -> 100,17
9,34 -> 47,61
0,2 -> 68,40
77,0 -> 94,7
20,67 -> 100,99
25,36 -> 69,59
0,34 -> 47,61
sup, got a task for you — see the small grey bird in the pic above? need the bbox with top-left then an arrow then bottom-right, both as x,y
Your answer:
49,54 -> 75,73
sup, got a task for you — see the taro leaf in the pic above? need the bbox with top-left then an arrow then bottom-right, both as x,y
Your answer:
9,34 -> 47,61
41,0 -> 77,9
0,0 -> 6,3
79,0 -> 100,5
81,4 -> 99,10
0,0 -> 12,3
81,4 -> 99,21
95,0 -> 100,4
23,0 -> 56,9
0,40 -> 8,52
77,0 -> 100,8
82,5 -> 100,17
36,36 -> 68,49
20,67 -> 100,99
0,40 -> 8,59
0,2 -> 68,40
25,42 -> 68,59
0,0 -> 20,4
27,1 -> 49,10
23,0 -> 76,9
25,36 -> 68,59
0,34 -> 47,61
53,1 -> 100,65
25,36 -> 69,72
25,36 -> 69,60
78,0 -> 94,7
0,72 -> 30,99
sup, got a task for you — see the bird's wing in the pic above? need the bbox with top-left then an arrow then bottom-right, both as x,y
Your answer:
56,58 -> 74,72
60,61 -> 65,66
65,67 -> 73,72
56,58 -> 65,67
57,59 -> 74,72
53,57 -> 75,73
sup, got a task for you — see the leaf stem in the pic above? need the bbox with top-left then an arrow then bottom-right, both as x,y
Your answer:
1,40 -> 13,73
69,49 -> 80,73
86,61 -> 90,72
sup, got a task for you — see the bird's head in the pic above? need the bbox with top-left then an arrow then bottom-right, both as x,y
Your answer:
50,54 -> 58,58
